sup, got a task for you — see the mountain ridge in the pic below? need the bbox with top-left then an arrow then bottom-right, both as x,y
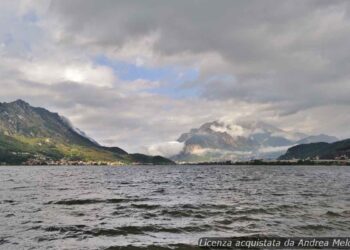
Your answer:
0,99 -> 174,165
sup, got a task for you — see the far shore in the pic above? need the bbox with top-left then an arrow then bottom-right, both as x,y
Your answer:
1,159 -> 350,166
180,159 -> 350,166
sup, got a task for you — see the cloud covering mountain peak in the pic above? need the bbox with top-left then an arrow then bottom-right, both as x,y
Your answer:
164,119 -> 337,162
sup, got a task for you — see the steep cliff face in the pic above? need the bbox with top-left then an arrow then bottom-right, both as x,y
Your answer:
0,100 -> 98,146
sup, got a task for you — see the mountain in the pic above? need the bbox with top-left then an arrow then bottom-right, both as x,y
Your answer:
279,139 -> 350,160
296,134 -> 338,144
0,100 -> 173,165
171,120 -> 337,163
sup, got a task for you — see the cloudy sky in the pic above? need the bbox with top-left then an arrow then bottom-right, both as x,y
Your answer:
1,0 -> 350,155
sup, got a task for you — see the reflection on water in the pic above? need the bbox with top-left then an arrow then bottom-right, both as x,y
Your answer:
1,165 -> 350,249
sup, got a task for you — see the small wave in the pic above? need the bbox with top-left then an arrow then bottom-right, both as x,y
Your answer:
237,177 -> 262,182
11,186 -> 30,190
180,203 -> 229,210
341,210 -> 350,216
88,227 -> 143,236
233,207 -> 270,215
93,225 -> 210,235
41,224 -> 211,237
294,224 -> 333,231
180,204 -> 197,209
325,211 -> 342,217
160,209 -> 193,217
152,181 -> 169,185
1,200 -> 16,204
70,211 -> 85,217
131,204 -> 160,209
45,198 -> 145,205
0,238 -> 10,246
232,215 -> 260,222
271,193 -> 286,196
21,220 -> 43,225
228,204 -> 299,215
275,204 -> 299,210
44,225 -> 87,233
214,219 -> 232,225
299,192 -> 324,197
153,188 -> 166,193
0,236 -> 10,243
142,213 -> 158,219
104,243 -> 201,250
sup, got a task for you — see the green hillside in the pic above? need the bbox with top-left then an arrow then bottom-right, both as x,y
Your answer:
279,139 -> 350,160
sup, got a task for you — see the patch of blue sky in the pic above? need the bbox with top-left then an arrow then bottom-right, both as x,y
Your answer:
94,55 -> 200,98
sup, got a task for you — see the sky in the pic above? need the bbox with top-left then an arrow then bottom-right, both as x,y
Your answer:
1,0 -> 350,155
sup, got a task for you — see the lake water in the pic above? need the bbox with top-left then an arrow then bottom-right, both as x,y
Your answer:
1,165 -> 350,249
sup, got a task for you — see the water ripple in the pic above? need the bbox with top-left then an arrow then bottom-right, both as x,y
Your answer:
1,165 -> 350,249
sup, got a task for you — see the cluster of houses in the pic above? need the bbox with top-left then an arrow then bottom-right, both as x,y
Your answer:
24,158 -> 125,166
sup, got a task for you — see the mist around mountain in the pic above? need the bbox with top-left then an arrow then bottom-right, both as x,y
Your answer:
171,120 -> 338,163
295,134 -> 338,145
0,100 -> 173,165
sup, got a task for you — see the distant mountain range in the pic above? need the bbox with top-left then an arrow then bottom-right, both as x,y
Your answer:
171,120 -> 338,162
279,139 -> 350,160
0,100 -> 173,165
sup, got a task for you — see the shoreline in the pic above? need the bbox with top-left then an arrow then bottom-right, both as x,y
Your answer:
1,160 -> 350,167
180,159 -> 350,166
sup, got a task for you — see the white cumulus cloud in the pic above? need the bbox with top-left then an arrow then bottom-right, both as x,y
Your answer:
19,60 -> 114,87
147,141 -> 185,157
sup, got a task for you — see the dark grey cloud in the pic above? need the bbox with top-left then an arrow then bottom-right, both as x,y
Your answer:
48,0 -> 350,115
1,0 -> 350,154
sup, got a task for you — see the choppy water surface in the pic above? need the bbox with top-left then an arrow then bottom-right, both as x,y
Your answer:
1,165 -> 350,249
